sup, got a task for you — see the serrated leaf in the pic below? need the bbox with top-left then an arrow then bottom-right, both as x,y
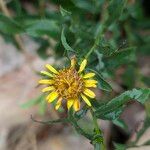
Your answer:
99,108 -> 123,120
95,88 -> 150,119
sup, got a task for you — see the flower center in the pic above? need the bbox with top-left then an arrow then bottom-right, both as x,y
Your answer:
53,68 -> 84,99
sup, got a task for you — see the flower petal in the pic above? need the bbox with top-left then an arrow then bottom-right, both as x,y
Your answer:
83,88 -> 95,98
85,83 -> 97,88
84,80 -> 98,84
73,99 -> 80,111
47,91 -> 58,103
42,86 -> 55,92
45,64 -> 58,74
78,59 -> 87,73
67,99 -> 74,110
81,94 -> 91,106
83,73 -> 95,79
38,79 -> 54,84
40,71 -> 53,77
55,97 -> 62,110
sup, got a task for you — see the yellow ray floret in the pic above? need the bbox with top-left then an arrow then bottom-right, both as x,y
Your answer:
81,94 -> 91,106
83,73 -> 95,79
55,97 -> 62,110
85,83 -> 97,88
45,64 -> 59,74
84,79 -> 97,84
40,71 -> 53,77
67,99 -> 74,110
47,91 -> 58,103
39,79 -> 54,84
78,59 -> 87,73
73,99 -> 80,111
83,88 -> 95,98
42,86 -> 55,92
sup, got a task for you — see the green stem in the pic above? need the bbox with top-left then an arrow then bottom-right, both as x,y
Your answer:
68,109 -> 93,141
85,24 -> 106,59
70,119 -> 93,140
85,43 -> 97,59
90,109 -> 106,150
91,109 -> 101,134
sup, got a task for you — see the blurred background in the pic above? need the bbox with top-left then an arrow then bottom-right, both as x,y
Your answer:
0,0 -> 150,150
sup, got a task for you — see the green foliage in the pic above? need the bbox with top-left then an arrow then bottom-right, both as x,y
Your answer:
0,13 -> 23,34
1,0 -> 150,149
26,20 -> 60,38
95,88 -> 150,120
114,143 -> 126,150
90,69 -> 112,92
61,27 -> 75,55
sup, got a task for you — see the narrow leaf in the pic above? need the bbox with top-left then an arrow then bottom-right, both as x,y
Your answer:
61,27 -> 75,53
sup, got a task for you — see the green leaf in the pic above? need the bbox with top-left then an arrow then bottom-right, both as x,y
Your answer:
0,13 -> 23,34
26,20 -> 60,38
113,119 -> 128,130
99,108 -> 123,120
90,69 -> 112,92
37,40 -> 50,59
95,88 -> 150,119
94,50 -> 105,70
114,143 -> 126,150
71,0 -> 98,13
11,0 -> 22,15
141,76 -> 150,87
60,6 -> 72,17
61,27 -> 75,54
105,47 -> 136,69
96,37 -> 116,57
21,94 -> 45,108
105,0 -> 127,26
39,100 -> 47,115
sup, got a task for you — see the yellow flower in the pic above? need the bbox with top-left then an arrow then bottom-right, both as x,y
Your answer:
39,58 -> 97,111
